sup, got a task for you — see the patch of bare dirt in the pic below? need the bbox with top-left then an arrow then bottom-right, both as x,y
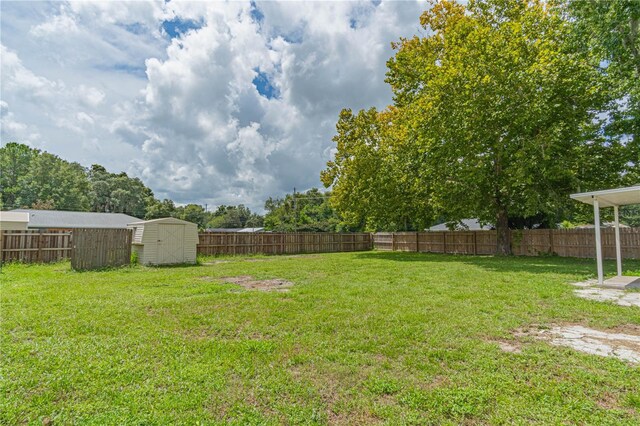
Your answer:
221,275 -> 294,292
497,341 -> 522,354
198,275 -> 215,281
202,260 -> 231,265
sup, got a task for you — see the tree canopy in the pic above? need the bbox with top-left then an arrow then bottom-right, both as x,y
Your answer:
323,0 -> 638,253
263,188 -> 358,232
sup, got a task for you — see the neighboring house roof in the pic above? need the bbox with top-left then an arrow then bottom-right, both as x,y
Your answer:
11,209 -> 140,229
428,218 -> 492,231
237,227 -> 265,233
0,211 -> 30,223
206,227 -> 265,233
206,228 -> 242,233
573,222 -> 630,229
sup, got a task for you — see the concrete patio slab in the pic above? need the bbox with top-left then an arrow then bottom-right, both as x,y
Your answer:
602,275 -> 640,290
571,280 -> 640,307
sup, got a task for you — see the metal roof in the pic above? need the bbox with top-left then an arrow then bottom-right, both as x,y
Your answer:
570,185 -> 640,207
429,218 -> 492,231
237,227 -> 265,233
128,217 -> 196,226
11,209 -> 140,229
205,227 -> 266,233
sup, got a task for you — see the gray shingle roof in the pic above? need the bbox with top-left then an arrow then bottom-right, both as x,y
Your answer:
11,209 -> 140,229
428,218 -> 492,231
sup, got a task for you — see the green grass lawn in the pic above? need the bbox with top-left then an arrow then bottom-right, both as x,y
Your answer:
2,252 -> 640,425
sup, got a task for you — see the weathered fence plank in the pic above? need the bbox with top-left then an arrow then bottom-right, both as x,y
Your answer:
373,228 -> 640,260
197,232 -> 373,256
1,230 -> 72,263
71,228 -> 132,270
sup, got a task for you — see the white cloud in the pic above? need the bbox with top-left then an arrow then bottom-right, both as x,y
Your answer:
0,44 -> 60,101
77,85 -> 106,108
0,101 -> 41,144
30,10 -> 79,37
1,0 -> 425,210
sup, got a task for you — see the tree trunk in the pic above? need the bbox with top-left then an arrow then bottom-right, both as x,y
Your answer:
496,206 -> 511,255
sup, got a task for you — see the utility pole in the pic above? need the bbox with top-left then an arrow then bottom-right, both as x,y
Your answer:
293,187 -> 297,232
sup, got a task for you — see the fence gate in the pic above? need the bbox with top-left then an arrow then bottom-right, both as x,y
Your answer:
71,228 -> 132,270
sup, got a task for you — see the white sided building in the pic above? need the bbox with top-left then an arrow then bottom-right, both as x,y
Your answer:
128,217 -> 199,265
0,211 -> 29,231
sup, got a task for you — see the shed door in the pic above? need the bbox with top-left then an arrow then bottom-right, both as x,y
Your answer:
157,224 -> 185,264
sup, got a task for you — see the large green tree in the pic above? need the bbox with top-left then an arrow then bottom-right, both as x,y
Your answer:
325,0 -> 615,253
1,143 -> 157,216
569,0 -> 640,185
264,188 -> 351,232
207,205 -> 263,229
321,109 -> 431,231
88,165 -> 154,218
145,199 -> 177,220
1,143 -> 90,210
0,142 -> 36,208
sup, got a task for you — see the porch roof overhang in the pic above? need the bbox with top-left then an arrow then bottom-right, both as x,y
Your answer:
569,185 -> 640,289
570,185 -> 640,208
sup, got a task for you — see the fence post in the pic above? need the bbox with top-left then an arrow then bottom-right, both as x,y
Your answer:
392,233 -> 396,251
473,231 -> 477,255
443,232 -> 447,254
549,229 -> 554,254
416,232 -> 419,253
37,230 -> 43,263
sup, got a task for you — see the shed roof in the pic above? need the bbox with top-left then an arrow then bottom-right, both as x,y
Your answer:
11,209 -> 139,229
570,185 -> 640,207
0,211 -> 30,223
128,217 -> 196,226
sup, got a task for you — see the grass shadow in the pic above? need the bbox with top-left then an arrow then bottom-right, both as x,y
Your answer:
354,251 -> 640,277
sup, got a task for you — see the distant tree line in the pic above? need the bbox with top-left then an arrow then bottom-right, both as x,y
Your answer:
263,188 -> 359,232
0,142 -> 264,230
0,142 -> 357,231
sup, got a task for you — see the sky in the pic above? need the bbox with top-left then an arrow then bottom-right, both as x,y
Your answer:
1,0 -> 425,211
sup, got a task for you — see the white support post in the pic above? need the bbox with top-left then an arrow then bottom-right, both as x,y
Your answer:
613,205 -> 622,277
593,198 -> 604,285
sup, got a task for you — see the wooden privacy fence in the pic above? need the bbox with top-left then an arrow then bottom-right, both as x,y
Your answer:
1,230 -> 72,263
198,232 -> 373,256
373,228 -> 640,259
71,228 -> 132,270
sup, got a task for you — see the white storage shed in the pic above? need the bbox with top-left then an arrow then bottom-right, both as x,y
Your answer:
128,217 -> 199,265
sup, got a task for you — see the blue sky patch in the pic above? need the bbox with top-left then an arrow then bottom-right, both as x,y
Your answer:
161,18 -> 201,39
250,1 -> 264,24
282,24 -> 304,44
253,69 -> 278,99
95,63 -> 147,78
121,22 -> 147,35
